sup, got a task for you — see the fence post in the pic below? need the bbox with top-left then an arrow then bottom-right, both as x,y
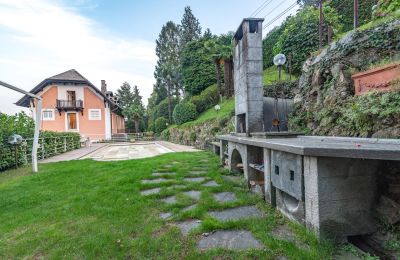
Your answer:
41,138 -> 45,159
54,137 -> 57,155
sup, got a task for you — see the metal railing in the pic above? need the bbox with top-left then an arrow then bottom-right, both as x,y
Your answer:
56,99 -> 83,109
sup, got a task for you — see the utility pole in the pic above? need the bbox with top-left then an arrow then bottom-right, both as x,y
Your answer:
354,0 -> 359,30
319,0 -> 324,49
0,80 -> 42,173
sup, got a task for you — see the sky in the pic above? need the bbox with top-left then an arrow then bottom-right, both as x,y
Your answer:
0,0 -> 299,115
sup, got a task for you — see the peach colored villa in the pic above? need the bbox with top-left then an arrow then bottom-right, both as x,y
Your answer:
16,69 -> 125,141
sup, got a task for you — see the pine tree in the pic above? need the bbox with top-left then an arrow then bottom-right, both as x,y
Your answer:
116,82 -> 135,110
180,6 -> 202,47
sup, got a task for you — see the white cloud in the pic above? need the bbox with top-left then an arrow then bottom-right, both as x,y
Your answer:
0,0 -> 156,115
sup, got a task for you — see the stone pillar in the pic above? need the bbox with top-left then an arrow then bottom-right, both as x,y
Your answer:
233,18 -> 264,134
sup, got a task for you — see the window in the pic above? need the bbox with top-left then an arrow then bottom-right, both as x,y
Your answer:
89,109 -> 101,120
290,170 -> 295,181
42,109 -> 54,120
275,165 -> 279,175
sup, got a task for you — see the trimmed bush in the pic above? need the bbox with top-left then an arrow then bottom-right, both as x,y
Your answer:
173,102 -> 198,125
154,117 -> 168,134
190,84 -> 219,114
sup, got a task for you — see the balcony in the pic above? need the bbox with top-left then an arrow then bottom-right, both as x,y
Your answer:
56,99 -> 84,115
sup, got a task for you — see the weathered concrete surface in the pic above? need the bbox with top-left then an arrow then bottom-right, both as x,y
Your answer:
140,188 -> 161,196
169,184 -> 186,189
270,224 -> 309,250
188,171 -> 207,175
184,177 -> 206,183
174,220 -> 201,235
197,230 -> 263,250
209,206 -> 263,221
183,191 -> 201,200
162,196 -> 177,204
182,204 -> 197,212
203,180 -> 219,187
222,175 -> 242,184
213,192 -> 237,203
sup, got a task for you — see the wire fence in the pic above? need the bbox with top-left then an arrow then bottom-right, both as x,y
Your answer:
0,135 -> 81,171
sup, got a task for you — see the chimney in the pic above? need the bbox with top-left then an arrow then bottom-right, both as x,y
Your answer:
101,80 -> 107,94
233,18 -> 264,134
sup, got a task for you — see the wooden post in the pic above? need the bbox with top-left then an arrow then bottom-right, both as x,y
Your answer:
319,0 -> 324,49
354,0 -> 359,30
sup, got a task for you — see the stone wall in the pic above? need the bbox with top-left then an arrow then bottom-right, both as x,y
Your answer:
290,20 -> 400,138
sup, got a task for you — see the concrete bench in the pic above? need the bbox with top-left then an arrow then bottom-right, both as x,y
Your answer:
210,141 -> 221,155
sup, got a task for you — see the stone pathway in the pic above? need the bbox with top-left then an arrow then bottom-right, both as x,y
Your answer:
141,178 -> 170,184
162,196 -> 177,204
182,204 -> 197,212
221,175 -> 242,184
183,190 -> 201,200
184,177 -> 206,183
175,220 -> 202,235
197,230 -> 263,250
203,180 -> 219,187
160,212 -> 172,219
209,205 -> 263,221
188,170 -> 207,175
140,187 -> 161,196
152,172 -> 176,177
213,192 -> 237,203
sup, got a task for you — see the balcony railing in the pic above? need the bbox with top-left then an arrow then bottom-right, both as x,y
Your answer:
56,99 -> 83,110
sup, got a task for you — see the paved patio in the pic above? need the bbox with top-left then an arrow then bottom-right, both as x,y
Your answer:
40,141 -> 198,163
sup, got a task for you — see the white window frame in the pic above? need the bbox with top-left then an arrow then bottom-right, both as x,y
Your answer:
88,109 -> 102,120
42,109 -> 55,121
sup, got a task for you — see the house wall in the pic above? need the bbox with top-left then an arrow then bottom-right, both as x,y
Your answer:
37,84 -> 124,141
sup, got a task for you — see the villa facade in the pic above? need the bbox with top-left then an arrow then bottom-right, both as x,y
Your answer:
16,69 -> 125,141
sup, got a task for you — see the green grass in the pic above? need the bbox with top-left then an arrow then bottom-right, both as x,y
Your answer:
0,152 -> 336,259
263,66 -> 297,86
175,98 -> 235,128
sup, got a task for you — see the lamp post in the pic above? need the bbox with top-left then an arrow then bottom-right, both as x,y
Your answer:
214,104 -> 221,115
273,53 -> 287,82
0,80 -> 42,173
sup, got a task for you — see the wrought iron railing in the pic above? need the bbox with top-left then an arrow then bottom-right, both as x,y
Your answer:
56,99 -> 83,109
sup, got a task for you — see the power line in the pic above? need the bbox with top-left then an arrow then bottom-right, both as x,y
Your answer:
251,0 -> 274,17
262,0 -> 289,20
249,0 -> 271,17
263,2 -> 298,30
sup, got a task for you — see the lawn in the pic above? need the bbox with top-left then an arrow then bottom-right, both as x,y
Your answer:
0,152 -> 337,259
263,66 -> 297,86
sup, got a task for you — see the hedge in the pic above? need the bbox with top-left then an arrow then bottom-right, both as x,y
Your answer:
190,84 -> 219,114
173,102 -> 198,125
154,117 -> 168,134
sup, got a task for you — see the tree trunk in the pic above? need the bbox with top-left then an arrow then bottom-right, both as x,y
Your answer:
215,59 -> 222,96
167,84 -> 172,124
134,120 -> 139,133
223,58 -> 234,97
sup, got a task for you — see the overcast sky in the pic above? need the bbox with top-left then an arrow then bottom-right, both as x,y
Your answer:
0,0 -> 299,115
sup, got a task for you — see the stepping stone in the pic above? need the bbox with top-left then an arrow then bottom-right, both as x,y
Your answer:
141,178 -> 169,184
184,177 -> 206,183
209,206 -> 263,221
203,180 -> 220,187
182,204 -> 197,212
160,212 -> 172,219
200,159 -> 209,163
162,196 -> 177,204
183,190 -> 201,200
189,170 -> 207,175
222,175 -> 242,184
197,230 -> 263,250
140,187 -> 161,196
152,172 -> 176,177
174,219 -> 201,236
213,192 -> 237,203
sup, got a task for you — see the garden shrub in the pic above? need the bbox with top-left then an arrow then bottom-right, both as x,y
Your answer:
161,129 -> 170,140
154,117 -> 168,134
373,0 -> 400,19
173,102 -> 198,125
190,84 -> 219,114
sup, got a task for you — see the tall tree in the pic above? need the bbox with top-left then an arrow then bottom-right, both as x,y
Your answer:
155,21 -> 181,123
116,82 -> 135,110
116,83 -> 144,133
180,6 -> 202,47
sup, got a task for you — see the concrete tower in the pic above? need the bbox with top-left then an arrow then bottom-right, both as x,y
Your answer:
233,18 -> 264,134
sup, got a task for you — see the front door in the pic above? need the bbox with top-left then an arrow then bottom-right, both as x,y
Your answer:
67,113 -> 78,131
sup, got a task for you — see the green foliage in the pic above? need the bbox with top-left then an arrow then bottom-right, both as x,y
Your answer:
331,0 -> 377,32
263,66 -> 297,85
274,6 -> 342,75
181,38 -> 217,95
172,102 -> 198,125
148,97 -> 178,126
160,128 -> 170,140
0,112 -> 80,171
373,0 -> 400,19
263,25 -> 286,69
189,84 -> 219,114
117,83 -> 144,132
180,6 -> 202,47
154,117 -> 168,134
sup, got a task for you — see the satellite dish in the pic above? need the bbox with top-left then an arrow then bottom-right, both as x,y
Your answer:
8,134 -> 23,145
273,53 -> 287,66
